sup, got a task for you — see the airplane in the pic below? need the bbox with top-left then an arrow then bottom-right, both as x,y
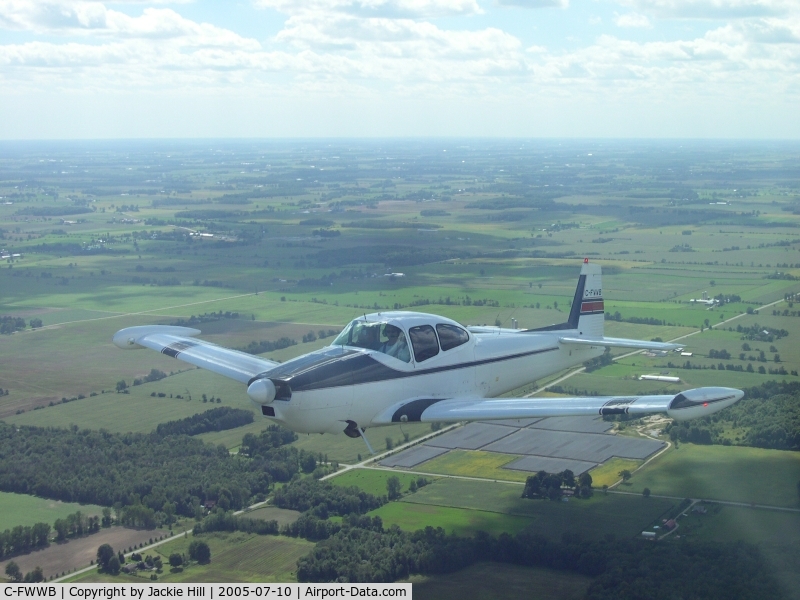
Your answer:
113,259 -> 743,452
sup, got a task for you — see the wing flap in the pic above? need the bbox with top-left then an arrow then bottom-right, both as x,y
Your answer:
559,336 -> 681,351
113,326 -> 279,384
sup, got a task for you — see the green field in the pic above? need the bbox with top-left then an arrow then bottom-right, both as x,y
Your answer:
240,506 -> 301,527
72,532 -> 314,583
398,477 -> 675,540
411,450 -> 529,482
6,368 -> 253,433
291,423 -> 433,464
371,501 -> 536,537
330,468 -> 431,497
587,458 -> 642,488
0,492 -> 104,531
625,444 -> 800,507
410,562 -> 592,600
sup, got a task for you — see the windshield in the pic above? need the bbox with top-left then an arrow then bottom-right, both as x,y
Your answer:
332,320 -> 411,363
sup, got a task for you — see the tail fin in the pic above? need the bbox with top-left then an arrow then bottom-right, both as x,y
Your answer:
573,259 -> 603,337
529,259 -> 603,335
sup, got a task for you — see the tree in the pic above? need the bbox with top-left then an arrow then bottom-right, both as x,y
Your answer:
408,479 -> 417,493
5,561 -> 21,582
116,380 -> 127,392
385,437 -> 394,451
23,567 -> 44,583
97,544 -> 115,570
300,453 -> 317,473
643,488 -> 651,498
578,472 -> 593,489
386,476 -> 402,500
169,553 -> 183,568
102,507 -> 112,527
619,470 -> 632,483
188,540 -> 211,564
162,501 -> 176,526
561,469 -> 575,488
29,318 -> 43,329
54,518 -> 68,541
107,556 -> 121,575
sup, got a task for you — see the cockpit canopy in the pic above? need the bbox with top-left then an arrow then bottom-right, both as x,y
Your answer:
332,312 -> 471,364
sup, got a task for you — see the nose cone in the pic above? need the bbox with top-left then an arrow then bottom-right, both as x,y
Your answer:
247,378 -> 276,405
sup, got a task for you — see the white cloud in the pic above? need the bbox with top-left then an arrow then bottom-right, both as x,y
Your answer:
255,0 -> 482,19
1,0 -> 799,138
617,0 -> 799,19
614,13 -> 652,27
496,0 -> 569,9
0,1 -> 260,48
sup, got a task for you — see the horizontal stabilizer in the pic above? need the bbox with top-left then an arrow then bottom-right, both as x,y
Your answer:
559,336 -> 681,351
112,326 -> 279,384
374,387 -> 742,425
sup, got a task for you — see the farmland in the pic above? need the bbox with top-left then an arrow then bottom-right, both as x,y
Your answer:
623,444 -> 800,507
0,492 -> 103,531
370,501 -> 536,537
330,468 -> 429,497
70,532 -> 314,583
1,139 -> 800,590
407,450 -> 529,482
369,478 -> 674,540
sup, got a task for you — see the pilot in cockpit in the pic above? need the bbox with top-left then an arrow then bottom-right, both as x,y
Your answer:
355,324 -> 379,350
379,324 -> 411,363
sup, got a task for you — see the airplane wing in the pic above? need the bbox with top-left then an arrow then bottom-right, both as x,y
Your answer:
558,336 -> 681,351
374,387 -> 742,425
112,325 -> 279,384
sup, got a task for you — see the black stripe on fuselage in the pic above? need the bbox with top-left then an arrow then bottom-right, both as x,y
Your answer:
259,345 -> 560,393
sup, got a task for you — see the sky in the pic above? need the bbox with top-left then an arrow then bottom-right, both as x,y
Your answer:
0,0 -> 798,139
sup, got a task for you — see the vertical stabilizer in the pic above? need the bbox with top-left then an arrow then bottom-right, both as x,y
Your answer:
528,259 -> 605,334
575,259 -> 604,337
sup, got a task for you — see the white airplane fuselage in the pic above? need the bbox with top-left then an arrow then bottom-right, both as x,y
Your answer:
257,320 -> 603,435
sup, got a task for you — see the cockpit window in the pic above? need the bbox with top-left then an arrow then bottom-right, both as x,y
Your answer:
332,320 -> 411,363
409,325 -> 440,362
378,324 -> 411,362
436,324 -> 469,351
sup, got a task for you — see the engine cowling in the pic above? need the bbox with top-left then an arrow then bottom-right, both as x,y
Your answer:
247,378 -> 276,405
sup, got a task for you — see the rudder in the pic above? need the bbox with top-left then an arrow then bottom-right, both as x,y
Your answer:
575,259 -> 603,337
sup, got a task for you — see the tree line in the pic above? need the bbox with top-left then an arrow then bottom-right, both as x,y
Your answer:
155,407 -> 253,437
